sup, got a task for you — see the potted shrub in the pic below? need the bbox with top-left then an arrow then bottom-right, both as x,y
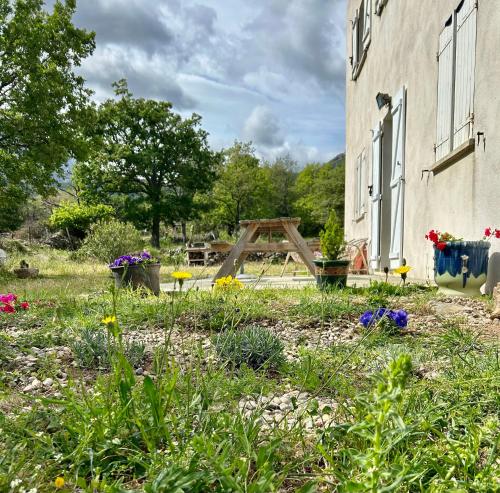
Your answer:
109,251 -> 161,295
425,227 -> 499,296
314,211 -> 349,289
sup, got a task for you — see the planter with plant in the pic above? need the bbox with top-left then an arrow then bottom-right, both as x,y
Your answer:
109,251 -> 161,295
314,211 -> 349,289
425,227 -> 499,296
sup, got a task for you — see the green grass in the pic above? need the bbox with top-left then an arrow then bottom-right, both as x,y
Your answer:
0,249 -> 499,492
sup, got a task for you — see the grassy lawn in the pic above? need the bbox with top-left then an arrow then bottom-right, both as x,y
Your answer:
1,248 -> 499,492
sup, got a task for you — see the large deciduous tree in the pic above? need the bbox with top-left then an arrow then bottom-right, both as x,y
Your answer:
293,154 -> 345,236
74,81 -> 220,247
201,142 -> 273,236
0,0 -> 95,198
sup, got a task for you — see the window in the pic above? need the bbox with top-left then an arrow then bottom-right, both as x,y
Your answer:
351,0 -> 371,79
435,0 -> 477,162
355,150 -> 367,220
375,0 -> 388,16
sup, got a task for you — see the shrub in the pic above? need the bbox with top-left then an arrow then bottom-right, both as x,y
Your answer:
48,201 -> 114,238
71,327 -> 145,369
213,325 -> 285,371
319,210 -> 346,260
78,219 -> 144,263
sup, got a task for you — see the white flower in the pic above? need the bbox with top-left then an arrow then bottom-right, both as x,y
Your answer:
10,479 -> 22,488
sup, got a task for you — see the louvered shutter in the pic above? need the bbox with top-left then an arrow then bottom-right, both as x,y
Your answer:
453,0 -> 477,149
370,123 -> 382,269
389,87 -> 406,269
435,19 -> 454,161
360,150 -> 367,214
352,9 -> 359,72
363,0 -> 371,49
355,153 -> 362,217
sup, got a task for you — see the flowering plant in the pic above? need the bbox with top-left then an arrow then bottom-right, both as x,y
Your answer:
214,275 -> 244,291
359,308 -> 408,332
427,228 -> 499,251
425,230 -> 460,251
110,251 -> 158,268
0,293 -> 29,313
484,227 -> 500,240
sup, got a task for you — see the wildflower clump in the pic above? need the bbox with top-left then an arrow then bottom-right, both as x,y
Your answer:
214,275 -> 244,291
360,308 -> 409,334
0,293 -> 29,313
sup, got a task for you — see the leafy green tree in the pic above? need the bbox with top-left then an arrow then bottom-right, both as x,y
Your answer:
48,201 -> 114,238
0,0 -> 95,197
263,155 -> 298,218
201,142 -> 273,235
293,154 -> 345,236
74,81 -> 220,247
0,185 -> 26,232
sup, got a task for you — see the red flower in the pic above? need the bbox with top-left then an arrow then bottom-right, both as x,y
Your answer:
495,229 -> 500,239
0,303 -> 15,313
484,227 -> 492,237
20,301 -> 29,310
436,242 -> 447,251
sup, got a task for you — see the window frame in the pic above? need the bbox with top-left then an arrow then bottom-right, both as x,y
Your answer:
351,0 -> 371,80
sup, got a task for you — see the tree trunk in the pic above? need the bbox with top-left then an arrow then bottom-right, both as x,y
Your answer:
151,215 -> 161,248
181,222 -> 187,244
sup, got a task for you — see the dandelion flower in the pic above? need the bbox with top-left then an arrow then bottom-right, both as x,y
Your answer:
101,315 -> 116,325
171,271 -> 192,280
393,265 -> 411,275
54,477 -> 65,489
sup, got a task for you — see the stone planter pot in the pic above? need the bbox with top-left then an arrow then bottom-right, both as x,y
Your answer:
313,259 -> 350,289
110,263 -> 161,295
434,241 -> 490,296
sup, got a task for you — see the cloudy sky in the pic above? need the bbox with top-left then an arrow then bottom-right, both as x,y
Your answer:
58,0 -> 347,165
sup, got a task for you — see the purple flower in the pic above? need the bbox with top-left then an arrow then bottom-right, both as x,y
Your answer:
359,308 -> 409,329
360,310 -> 375,327
389,310 -> 408,328
109,251 -> 158,268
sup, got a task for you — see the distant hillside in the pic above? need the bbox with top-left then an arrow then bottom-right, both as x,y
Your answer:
326,152 -> 345,168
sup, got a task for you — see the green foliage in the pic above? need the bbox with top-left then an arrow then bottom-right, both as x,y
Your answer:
0,185 -> 27,232
214,326 -> 285,371
198,142 -> 274,235
293,155 -> 345,236
0,0 -> 95,197
71,327 -> 145,369
78,218 -> 144,263
319,210 -> 346,260
48,201 -> 114,238
73,80 -> 220,247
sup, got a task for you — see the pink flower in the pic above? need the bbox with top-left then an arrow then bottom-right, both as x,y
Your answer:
20,301 -> 29,310
0,293 -> 17,304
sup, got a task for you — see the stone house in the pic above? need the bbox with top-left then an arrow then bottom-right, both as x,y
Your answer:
344,0 -> 500,287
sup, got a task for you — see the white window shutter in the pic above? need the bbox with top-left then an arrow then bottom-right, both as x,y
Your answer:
435,19 -> 454,161
360,150 -> 367,214
355,153 -> 362,217
375,0 -> 387,15
352,10 -> 359,71
453,0 -> 477,149
363,0 -> 371,49
370,123 -> 382,269
389,87 -> 406,269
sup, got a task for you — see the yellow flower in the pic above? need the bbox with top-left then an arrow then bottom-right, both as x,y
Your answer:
393,265 -> 411,275
171,271 -> 193,280
214,275 -> 243,290
101,315 -> 116,325
55,477 -> 65,489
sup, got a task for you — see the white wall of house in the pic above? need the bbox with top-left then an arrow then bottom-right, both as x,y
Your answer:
345,0 -> 500,285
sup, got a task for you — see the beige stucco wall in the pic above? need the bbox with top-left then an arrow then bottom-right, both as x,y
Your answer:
345,0 -> 500,285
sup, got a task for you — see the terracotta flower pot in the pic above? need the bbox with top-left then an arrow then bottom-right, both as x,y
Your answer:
434,241 -> 490,296
110,263 -> 161,295
313,259 -> 350,290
